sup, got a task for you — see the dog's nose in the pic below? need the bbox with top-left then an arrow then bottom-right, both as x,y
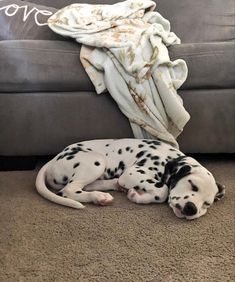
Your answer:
183,202 -> 198,216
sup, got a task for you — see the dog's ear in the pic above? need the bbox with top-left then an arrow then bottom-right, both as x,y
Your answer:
214,182 -> 225,201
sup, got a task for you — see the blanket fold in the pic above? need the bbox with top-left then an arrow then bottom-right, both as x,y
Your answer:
48,0 -> 190,148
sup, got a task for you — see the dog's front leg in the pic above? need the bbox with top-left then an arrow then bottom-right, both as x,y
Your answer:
84,179 -> 120,192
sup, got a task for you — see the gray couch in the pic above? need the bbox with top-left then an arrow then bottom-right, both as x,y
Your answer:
0,0 -> 234,168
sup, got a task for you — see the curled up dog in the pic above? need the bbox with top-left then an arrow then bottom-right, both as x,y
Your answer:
36,139 -> 225,220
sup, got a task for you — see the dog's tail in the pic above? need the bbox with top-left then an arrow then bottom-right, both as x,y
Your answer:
35,161 -> 85,209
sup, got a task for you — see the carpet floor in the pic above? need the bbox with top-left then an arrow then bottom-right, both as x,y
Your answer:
0,157 -> 234,282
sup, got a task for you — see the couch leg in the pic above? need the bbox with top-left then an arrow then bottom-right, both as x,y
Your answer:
0,156 -> 37,171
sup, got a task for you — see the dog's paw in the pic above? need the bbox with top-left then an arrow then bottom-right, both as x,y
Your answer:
93,192 -> 114,206
127,188 -> 142,203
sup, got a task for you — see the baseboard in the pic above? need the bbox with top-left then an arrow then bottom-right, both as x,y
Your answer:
0,156 -> 37,171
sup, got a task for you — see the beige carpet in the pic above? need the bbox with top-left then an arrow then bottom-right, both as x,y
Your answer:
0,158 -> 234,282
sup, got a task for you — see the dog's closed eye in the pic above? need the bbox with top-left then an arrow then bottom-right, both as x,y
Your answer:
188,179 -> 199,192
203,201 -> 211,207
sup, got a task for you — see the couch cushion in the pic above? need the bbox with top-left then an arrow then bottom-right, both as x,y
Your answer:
169,42 -> 235,90
0,0 -> 63,40
0,40 -> 234,93
29,0 -> 235,43
0,40 -> 94,93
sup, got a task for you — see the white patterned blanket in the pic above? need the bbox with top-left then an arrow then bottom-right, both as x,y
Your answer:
48,0 -> 190,148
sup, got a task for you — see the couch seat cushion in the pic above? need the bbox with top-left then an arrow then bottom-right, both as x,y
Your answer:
0,40 -> 234,93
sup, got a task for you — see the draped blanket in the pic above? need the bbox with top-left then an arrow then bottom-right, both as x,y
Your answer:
48,0 -> 190,148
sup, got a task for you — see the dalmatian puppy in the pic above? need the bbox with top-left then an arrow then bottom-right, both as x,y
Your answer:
36,138 -> 225,219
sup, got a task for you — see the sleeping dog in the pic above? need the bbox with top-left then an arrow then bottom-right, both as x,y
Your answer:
36,138 -> 225,219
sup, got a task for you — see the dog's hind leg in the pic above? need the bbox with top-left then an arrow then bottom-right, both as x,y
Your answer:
59,152 -> 114,206
61,181 -> 114,206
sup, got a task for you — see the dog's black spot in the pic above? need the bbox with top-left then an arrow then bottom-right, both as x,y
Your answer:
133,186 -> 140,190
73,162 -> 80,169
136,150 -> 146,159
71,147 -> 85,154
140,180 -> 144,183
69,180 -> 73,183
130,149 -> 133,153
129,172 -> 132,175
118,149 -> 122,154
153,161 -> 159,166
146,179 -> 155,184
136,158 -> 147,166
126,146 -> 130,151
105,144 -> 110,147
72,173 -> 75,177
137,169 -> 145,174
142,139 -> 161,146
118,161 -> 125,171
161,162 -> 165,166
94,161 -> 100,166
191,194 -> 195,196
138,144 -> 144,148
149,145 -> 157,149
155,182 -> 163,188
68,151 -> 77,156
76,191 -> 82,193
184,195 -> 189,199
154,174 -> 159,180
142,188 -> 146,192
64,147 -> 69,151
169,148 -> 176,151
152,140 -> 161,146
155,196 -> 160,201
146,153 -> 152,158
151,156 -> 159,160
77,143 -> 83,146
148,167 -> 154,171
158,172 -> 162,178
56,155 -> 63,161
63,176 -> 68,183
57,192 -> 63,197
176,197 -> 181,200
67,156 -> 74,160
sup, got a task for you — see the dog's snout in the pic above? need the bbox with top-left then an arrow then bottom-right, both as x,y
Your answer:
183,202 -> 197,216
